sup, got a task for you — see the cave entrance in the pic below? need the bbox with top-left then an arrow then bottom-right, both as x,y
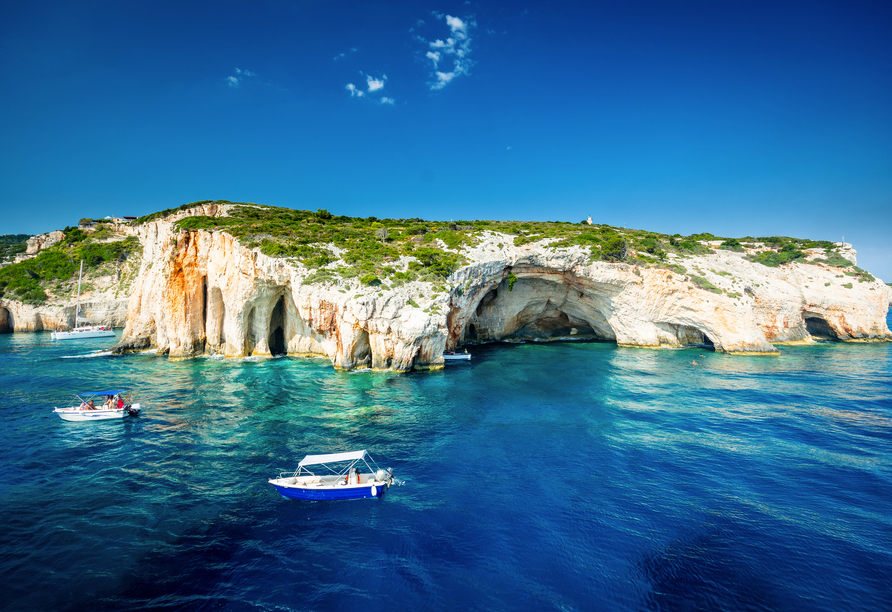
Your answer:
805,316 -> 838,340
268,295 -> 287,356
201,276 -> 208,331
353,329 -> 371,367
0,307 -> 11,333
466,323 -> 478,341
464,276 -> 616,344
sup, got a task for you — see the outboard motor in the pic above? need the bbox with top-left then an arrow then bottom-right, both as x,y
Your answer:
125,404 -> 141,417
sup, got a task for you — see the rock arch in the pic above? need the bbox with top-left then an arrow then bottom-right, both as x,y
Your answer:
0,306 -> 11,333
805,315 -> 839,340
453,271 -> 618,346
654,322 -> 717,350
352,328 -> 372,367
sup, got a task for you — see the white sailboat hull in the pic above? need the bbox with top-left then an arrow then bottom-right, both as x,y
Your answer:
51,327 -> 116,340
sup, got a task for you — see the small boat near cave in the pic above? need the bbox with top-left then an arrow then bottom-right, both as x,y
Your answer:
268,450 -> 402,501
53,390 -> 141,422
443,351 -> 471,361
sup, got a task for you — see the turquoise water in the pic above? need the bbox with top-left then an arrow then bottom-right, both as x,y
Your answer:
1,315 -> 891,611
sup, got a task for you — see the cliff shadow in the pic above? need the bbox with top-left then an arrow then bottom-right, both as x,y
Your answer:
244,307 -> 256,355
268,295 -> 287,356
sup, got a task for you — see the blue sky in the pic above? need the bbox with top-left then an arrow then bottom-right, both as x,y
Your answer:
2,0 -> 891,278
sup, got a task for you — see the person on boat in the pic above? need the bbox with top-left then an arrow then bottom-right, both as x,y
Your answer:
116,395 -> 125,409
103,396 -> 114,409
87,400 -> 96,410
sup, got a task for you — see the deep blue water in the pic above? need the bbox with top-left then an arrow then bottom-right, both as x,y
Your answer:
1,314 -> 891,611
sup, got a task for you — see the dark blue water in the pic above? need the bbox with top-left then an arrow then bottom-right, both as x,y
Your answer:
1,314 -> 891,611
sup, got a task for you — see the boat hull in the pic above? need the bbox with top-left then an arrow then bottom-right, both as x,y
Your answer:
51,329 -> 116,341
54,404 -> 141,421
269,482 -> 386,501
443,354 -> 471,361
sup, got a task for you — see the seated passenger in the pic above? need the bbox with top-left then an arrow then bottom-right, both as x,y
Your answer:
116,396 -> 125,409
87,400 -> 96,410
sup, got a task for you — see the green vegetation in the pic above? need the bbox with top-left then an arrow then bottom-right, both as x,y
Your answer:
748,243 -> 806,267
689,274 -> 723,294
0,232 -> 140,304
0,234 -> 31,264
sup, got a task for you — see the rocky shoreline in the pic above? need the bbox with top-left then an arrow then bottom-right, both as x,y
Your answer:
2,205 -> 890,370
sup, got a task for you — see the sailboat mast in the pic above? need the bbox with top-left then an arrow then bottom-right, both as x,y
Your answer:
74,260 -> 83,328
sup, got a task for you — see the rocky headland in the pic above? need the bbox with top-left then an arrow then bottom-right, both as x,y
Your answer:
2,201 -> 889,370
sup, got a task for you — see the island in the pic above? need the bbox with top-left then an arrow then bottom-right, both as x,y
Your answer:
1,201 -> 889,370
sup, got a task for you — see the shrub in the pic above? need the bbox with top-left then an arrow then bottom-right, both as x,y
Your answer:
689,275 -> 723,294
812,252 -> 853,268
360,274 -> 380,286
507,273 -> 518,291
601,237 -> 628,262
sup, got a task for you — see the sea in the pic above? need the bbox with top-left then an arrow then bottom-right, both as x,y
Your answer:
1,313 -> 891,612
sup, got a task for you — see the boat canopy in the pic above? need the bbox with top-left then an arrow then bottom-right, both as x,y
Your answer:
77,390 -> 128,397
298,450 -> 368,467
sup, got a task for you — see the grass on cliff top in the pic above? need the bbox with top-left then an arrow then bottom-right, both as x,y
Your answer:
0,229 -> 140,304
154,200 -> 852,279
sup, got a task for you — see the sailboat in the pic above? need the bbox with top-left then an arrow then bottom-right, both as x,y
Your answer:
51,261 -> 116,341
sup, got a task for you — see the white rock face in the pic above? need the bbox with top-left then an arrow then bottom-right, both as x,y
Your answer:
111,213 -> 891,369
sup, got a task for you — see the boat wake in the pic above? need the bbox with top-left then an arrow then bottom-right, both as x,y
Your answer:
61,350 -> 115,359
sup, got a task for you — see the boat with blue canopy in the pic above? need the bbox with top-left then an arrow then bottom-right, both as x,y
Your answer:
52,390 -> 141,421
268,450 -> 402,501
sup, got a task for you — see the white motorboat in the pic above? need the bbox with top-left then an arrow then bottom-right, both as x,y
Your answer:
51,260 -> 115,341
443,351 -> 471,361
269,450 -> 402,501
53,390 -> 141,422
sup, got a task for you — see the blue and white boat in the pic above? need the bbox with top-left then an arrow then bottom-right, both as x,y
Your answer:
53,390 -> 141,422
268,450 -> 401,501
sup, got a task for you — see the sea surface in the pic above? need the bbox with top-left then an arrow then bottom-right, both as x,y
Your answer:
1,314 -> 891,611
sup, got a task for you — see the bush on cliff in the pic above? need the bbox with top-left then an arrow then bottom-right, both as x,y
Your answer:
748,243 -> 806,267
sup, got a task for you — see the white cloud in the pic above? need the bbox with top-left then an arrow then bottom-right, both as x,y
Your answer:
445,15 -> 467,34
334,48 -> 357,61
227,67 -> 256,88
419,14 -> 475,90
347,73 -> 392,101
366,74 -> 386,92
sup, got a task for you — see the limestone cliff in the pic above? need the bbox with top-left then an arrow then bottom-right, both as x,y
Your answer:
112,206 -> 891,370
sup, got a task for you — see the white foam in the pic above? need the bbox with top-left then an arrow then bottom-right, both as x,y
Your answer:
61,350 -> 114,359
